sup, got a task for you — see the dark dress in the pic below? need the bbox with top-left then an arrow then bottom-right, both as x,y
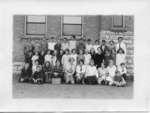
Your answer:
94,53 -> 104,68
19,68 -> 32,82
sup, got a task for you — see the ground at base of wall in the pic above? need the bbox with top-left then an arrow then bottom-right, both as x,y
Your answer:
13,74 -> 133,99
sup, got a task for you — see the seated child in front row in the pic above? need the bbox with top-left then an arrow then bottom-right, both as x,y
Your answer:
97,62 -> 107,85
84,59 -> 98,84
43,61 -> 53,83
105,59 -> 116,86
113,71 -> 126,87
75,59 -> 86,84
19,63 -> 32,83
118,62 -> 127,81
31,65 -> 44,84
64,57 -> 76,84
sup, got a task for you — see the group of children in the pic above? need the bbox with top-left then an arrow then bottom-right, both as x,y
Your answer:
20,36 -> 127,86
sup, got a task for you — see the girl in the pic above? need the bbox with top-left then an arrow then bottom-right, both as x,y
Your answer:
106,60 -> 116,86
86,39 -> 93,52
70,49 -> 77,66
84,49 -> 91,65
39,50 -> 45,65
51,50 -> 57,67
93,40 -> 100,53
32,59 -> 40,74
84,59 -> 98,84
19,63 -> 32,83
75,59 -> 86,84
31,51 -> 39,65
77,49 -> 85,65
64,57 -> 76,84
61,49 -> 71,70
43,61 -> 53,83
90,48 -> 96,63
44,50 -> 52,64
57,49 -> 64,66
108,40 -> 116,64
94,47 -> 104,68
104,50 -> 113,67
116,48 -> 126,67
98,62 -> 107,85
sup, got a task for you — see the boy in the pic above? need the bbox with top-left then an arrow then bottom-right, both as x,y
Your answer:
106,60 -> 116,86
19,63 -> 32,83
32,65 -> 44,84
118,62 -> 127,81
93,40 -> 100,53
97,62 -> 107,85
86,39 -> 93,52
75,59 -> 86,84
64,57 -> 76,84
84,59 -> 98,84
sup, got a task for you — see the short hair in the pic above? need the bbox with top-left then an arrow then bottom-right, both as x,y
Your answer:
120,62 -> 125,66
71,49 -> 76,53
95,40 -> 99,42
118,36 -> 123,40
65,49 -> 70,52
102,40 -> 106,43
87,39 -> 91,42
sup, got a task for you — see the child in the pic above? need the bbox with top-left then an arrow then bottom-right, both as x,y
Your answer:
86,39 -> 93,52
100,40 -> 108,56
84,49 -> 91,65
57,49 -> 64,66
64,57 -> 76,84
51,50 -> 57,67
105,60 -> 116,86
77,49 -> 85,65
61,38 -> 70,51
48,37 -> 56,52
75,59 -> 86,84
44,50 -> 52,64
19,63 -> 32,83
116,48 -> 126,67
61,49 -> 71,70
43,61 -> 53,83
104,50 -> 113,67
94,47 -> 104,68
108,40 -> 116,64
69,35 -> 77,51
90,48 -> 96,63
52,60 -> 64,83
70,49 -> 77,66
39,50 -> 45,65
113,71 -> 126,87
32,59 -> 40,74
32,65 -> 44,84
93,40 -> 100,53
97,62 -> 107,85
31,51 -> 39,65
84,59 -> 98,84
118,63 -> 127,81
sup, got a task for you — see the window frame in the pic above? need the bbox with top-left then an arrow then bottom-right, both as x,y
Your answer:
25,15 -> 47,38
61,15 -> 83,37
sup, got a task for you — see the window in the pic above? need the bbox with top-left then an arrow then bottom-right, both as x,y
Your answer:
26,15 -> 46,35
111,15 -> 127,31
62,16 -> 82,36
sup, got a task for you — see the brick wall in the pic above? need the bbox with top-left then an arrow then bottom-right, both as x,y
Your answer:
100,30 -> 134,75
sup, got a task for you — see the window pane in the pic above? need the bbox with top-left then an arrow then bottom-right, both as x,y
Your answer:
27,16 -> 45,23
27,23 -> 45,35
63,16 -> 81,24
63,24 -> 82,35
113,16 -> 123,27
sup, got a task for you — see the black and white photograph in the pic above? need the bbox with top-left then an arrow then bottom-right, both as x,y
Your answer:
13,15 -> 134,98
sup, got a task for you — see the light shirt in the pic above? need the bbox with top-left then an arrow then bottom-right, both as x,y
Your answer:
98,67 -> 107,77
116,42 -> 126,55
31,55 -> 39,64
48,42 -> 56,50
70,54 -> 77,66
116,53 -> 126,67
84,54 -> 91,65
61,42 -> 70,51
69,40 -> 76,50
86,44 -> 93,52
85,65 -> 98,77
61,54 -> 71,69
106,65 -> 116,77
65,63 -> 76,75
51,56 -> 57,66
44,54 -> 52,63
32,65 -> 37,74
118,66 -> 127,75
93,45 -> 100,53
76,65 -> 86,75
